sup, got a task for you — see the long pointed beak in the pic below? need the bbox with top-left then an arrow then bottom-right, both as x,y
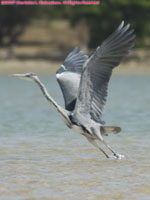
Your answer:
10,73 -> 33,81
10,73 -> 25,78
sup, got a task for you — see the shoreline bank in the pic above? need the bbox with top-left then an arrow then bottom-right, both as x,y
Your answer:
0,58 -> 150,75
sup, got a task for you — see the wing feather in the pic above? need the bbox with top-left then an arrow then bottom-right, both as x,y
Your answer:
73,21 -> 135,124
56,47 -> 88,111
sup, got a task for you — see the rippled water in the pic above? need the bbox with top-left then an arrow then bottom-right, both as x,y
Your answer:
0,75 -> 150,200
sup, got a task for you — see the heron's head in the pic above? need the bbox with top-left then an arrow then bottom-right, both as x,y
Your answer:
10,72 -> 38,82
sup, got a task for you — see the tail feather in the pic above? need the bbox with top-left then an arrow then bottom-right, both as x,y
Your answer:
101,126 -> 121,136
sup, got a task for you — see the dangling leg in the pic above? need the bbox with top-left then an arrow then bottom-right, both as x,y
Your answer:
101,140 -> 124,159
93,129 -> 124,159
86,137 -> 110,158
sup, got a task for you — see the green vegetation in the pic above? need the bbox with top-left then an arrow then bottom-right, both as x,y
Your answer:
0,1 -> 150,48
0,6 -> 37,45
69,0 -> 150,48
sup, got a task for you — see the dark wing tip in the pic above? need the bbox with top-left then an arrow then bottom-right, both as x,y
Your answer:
59,47 -> 88,74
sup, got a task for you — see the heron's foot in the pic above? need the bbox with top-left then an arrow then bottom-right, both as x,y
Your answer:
113,153 -> 125,160
109,153 -> 124,160
109,153 -> 125,160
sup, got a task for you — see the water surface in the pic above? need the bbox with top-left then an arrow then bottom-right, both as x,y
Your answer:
0,75 -> 150,200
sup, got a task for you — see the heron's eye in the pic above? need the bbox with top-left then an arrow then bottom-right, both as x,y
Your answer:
30,73 -> 36,76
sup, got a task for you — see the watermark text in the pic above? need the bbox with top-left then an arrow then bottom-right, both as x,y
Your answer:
1,0 -> 100,5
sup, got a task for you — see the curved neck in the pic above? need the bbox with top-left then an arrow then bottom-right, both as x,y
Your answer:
33,76 -> 71,126
34,77 -> 59,109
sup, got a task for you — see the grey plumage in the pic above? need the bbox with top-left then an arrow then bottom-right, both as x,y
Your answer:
11,21 -> 135,159
73,21 -> 135,125
56,47 -> 88,111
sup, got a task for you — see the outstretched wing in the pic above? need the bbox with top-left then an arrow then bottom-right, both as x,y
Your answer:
56,47 -> 88,111
73,21 -> 135,124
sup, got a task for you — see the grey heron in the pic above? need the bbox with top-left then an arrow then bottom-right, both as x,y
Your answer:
11,21 -> 135,159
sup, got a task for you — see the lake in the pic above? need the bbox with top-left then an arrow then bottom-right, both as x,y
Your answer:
0,75 -> 150,200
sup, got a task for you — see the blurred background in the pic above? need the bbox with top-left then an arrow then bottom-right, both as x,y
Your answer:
0,2 -> 150,200
0,0 -> 150,74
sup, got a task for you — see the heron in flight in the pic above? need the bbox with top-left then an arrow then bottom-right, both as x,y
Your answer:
11,21 -> 135,159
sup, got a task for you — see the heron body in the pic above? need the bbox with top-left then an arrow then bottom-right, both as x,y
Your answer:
11,21 -> 135,159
